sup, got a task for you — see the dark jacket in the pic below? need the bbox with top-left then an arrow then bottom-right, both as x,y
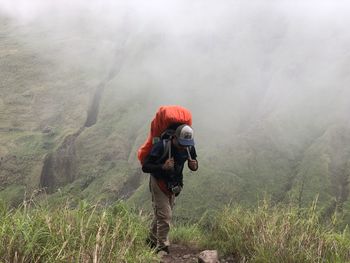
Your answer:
142,140 -> 197,186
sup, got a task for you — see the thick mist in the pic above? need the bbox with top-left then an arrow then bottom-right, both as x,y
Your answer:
1,0 -> 350,143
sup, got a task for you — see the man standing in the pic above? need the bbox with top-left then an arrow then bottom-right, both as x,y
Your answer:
142,124 -> 198,254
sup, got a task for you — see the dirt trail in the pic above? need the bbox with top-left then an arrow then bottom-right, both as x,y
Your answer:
160,244 -> 200,263
160,244 -> 235,263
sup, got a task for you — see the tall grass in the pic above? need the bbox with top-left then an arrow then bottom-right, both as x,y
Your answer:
1,197 -> 349,263
0,200 -> 157,262
170,223 -> 203,247
202,198 -> 350,263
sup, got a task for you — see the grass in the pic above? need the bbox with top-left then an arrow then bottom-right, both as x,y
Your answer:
0,185 -> 26,207
172,198 -> 350,263
170,223 -> 203,247
1,196 -> 349,263
0,200 -> 158,263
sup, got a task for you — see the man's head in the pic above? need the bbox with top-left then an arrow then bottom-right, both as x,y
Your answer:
174,124 -> 195,147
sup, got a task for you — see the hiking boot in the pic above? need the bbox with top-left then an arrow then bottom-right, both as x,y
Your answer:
155,245 -> 169,255
145,237 -> 157,249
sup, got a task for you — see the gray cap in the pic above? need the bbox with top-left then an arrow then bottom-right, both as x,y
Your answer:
175,124 -> 195,146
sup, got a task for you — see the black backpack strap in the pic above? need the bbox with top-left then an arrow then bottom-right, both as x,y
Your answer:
160,129 -> 176,140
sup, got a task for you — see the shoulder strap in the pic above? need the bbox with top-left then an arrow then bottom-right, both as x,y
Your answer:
157,139 -> 171,163
186,146 -> 193,161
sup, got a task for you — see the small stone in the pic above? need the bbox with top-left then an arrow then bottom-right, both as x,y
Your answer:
198,250 -> 219,263
183,254 -> 191,259
42,126 -> 54,135
158,250 -> 168,257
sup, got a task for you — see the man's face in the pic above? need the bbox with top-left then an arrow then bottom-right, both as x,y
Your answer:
173,137 -> 187,151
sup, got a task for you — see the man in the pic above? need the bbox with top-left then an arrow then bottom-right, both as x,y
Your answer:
142,124 -> 198,254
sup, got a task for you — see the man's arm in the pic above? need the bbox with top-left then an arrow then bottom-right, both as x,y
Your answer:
142,155 -> 163,174
141,141 -> 165,175
142,155 -> 175,175
187,146 -> 198,171
188,159 -> 198,171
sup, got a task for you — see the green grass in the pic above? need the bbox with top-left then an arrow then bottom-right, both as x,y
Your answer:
0,200 -> 158,262
0,185 -> 26,207
172,198 -> 350,263
170,223 -> 204,247
1,197 -> 349,263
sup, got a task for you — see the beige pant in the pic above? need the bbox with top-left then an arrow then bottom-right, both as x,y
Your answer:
149,175 -> 175,248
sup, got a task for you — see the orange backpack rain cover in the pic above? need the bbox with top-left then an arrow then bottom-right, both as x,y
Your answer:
137,105 -> 192,165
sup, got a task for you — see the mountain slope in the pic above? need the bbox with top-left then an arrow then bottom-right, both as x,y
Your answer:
1,11 -> 350,222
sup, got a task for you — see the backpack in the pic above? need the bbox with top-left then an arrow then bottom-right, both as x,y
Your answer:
137,105 -> 192,165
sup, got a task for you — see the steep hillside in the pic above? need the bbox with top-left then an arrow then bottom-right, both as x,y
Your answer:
0,15 -> 161,205
1,6 -> 350,224
0,16 -> 93,204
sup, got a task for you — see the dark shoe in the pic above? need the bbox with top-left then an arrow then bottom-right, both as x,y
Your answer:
155,245 -> 169,255
145,237 -> 157,249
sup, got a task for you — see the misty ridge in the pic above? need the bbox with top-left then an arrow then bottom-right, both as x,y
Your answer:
2,2 -> 350,261
2,0 -> 350,137
1,0 -> 350,211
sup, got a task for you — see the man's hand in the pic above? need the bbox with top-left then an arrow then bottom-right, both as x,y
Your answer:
188,159 -> 198,171
162,158 -> 174,170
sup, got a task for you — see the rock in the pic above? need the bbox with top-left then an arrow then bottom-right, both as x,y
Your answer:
183,254 -> 191,259
198,250 -> 219,263
42,126 -> 54,135
157,250 -> 169,257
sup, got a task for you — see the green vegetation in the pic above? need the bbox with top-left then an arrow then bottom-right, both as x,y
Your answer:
0,185 -> 26,207
2,15 -> 350,221
0,200 -> 158,262
173,198 -> 350,263
2,12 -> 350,263
170,223 -> 204,247
0,198 -> 349,262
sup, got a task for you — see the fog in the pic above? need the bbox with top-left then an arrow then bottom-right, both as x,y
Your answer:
1,0 -> 350,141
